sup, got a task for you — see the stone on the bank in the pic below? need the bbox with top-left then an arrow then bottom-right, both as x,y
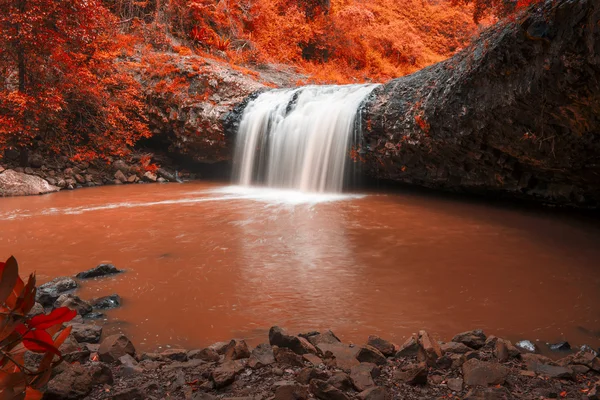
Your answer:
356,345 -> 387,365
36,276 -> 78,307
99,334 -> 136,363
28,302 -> 44,316
317,342 -> 360,371
274,346 -> 305,367
441,341 -> 472,354
212,360 -> 244,388
270,326 -> 318,355
462,359 -> 508,387
395,335 -> 419,358
452,329 -> 486,349
248,343 -> 275,368
114,170 -> 127,183
119,354 -> 143,377
161,348 -> 188,362
572,351 -> 600,372
464,387 -> 513,400
45,363 -> 113,400
70,323 -> 102,344
303,353 -> 323,366
350,363 -> 379,391
76,263 -> 123,279
274,383 -> 309,400
54,293 -> 93,316
208,341 -> 230,354
326,372 -> 353,391
393,362 -> 428,385
367,335 -> 395,357
515,340 -> 537,353
143,171 -> 158,182
447,377 -> 464,392
417,330 -> 442,366
533,363 -> 574,379
357,387 -> 391,400
0,169 -> 60,197
224,338 -> 251,360
91,294 -> 122,310
307,330 -> 341,347
297,367 -> 330,384
310,379 -> 350,400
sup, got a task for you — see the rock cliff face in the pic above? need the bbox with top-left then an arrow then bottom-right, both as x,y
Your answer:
361,0 -> 600,206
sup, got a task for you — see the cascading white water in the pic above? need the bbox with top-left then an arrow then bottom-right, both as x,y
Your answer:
233,84 -> 379,193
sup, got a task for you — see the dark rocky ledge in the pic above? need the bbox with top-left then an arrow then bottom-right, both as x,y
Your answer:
362,0 -> 600,208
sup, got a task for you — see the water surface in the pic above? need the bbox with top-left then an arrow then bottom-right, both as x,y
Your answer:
1,182 -> 599,351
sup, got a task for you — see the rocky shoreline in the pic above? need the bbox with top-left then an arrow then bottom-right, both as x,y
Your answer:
0,151 -> 190,197
26,265 -> 600,400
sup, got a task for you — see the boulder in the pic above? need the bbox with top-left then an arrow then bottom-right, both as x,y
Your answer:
0,169 -> 60,197
54,294 -> 93,316
447,377 -> 463,392
514,340 -> 537,353
44,363 -> 113,399
356,345 -> 387,365
91,294 -> 122,310
417,330 -> 442,366
393,362 -> 428,385
297,367 -> 330,384
315,342 -> 359,371
309,379 -> 350,400
441,341 -> 472,354
327,372 -> 354,391
274,346 -> 304,367
274,383 -> 309,400
350,363 -> 379,391
462,359 -> 508,387
303,353 -> 323,366
76,263 -> 123,279
70,323 -> 102,344
211,360 -> 244,388
143,171 -> 158,182
357,387 -> 391,400
307,330 -> 341,347
114,170 -> 127,183
36,277 -> 78,307
367,335 -> 395,357
451,330 -> 486,350
269,326 -> 317,355
98,334 -> 136,363
189,347 -> 220,362
224,339 -> 251,360
248,343 -> 275,368
395,335 -> 419,358
208,341 -> 230,354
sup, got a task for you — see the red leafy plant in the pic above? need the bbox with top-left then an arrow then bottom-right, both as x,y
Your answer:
0,256 -> 76,399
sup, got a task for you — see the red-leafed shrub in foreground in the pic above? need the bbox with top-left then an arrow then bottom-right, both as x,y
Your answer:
0,256 -> 76,399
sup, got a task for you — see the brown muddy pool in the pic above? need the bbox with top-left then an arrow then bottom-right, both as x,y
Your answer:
1,182 -> 599,351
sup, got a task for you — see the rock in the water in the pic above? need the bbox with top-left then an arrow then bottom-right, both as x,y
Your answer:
393,362 -> 428,385
417,330 -> 442,366
224,339 -> 251,360
441,341 -> 472,354
91,294 -> 121,309
76,263 -> 123,279
356,345 -> 387,365
515,340 -> 537,353
462,359 -> 508,387
447,377 -> 463,392
395,335 -> 419,358
464,387 -> 513,400
367,335 -> 395,357
189,347 -> 220,362
99,334 -> 136,363
54,293 -> 93,316
70,323 -> 102,344
36,277 -> 78,307
350,363 -> 379,391
274,383 -> 309,400
84,312 -> 106,320
310,379 -> 350,400
451,330 -> 486,350
548,341 -> 571,352
269,326 -> 317,355
248,343 -> 275,368
357,387 -> 390,400
45,363 -> 113,399
0,169 -> 60,197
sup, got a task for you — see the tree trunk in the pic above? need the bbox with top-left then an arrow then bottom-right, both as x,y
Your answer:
361,0 -> 600,207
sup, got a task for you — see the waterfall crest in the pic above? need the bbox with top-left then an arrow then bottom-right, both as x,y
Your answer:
232,84 -> 379,193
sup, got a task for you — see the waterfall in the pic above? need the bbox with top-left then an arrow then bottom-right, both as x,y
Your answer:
232,84 -> 379,193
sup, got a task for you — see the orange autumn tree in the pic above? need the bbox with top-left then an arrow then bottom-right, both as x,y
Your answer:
0,0 -> 151,162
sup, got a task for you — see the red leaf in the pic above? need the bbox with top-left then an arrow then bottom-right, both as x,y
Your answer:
0,256 -> 19,306
22,330 -> 59,354
28,307 -> 76,330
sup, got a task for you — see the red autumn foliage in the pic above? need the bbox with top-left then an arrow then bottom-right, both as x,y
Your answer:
0,256 -> 76,399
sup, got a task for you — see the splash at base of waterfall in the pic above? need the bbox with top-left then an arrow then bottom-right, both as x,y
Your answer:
233,84 -> 379,193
